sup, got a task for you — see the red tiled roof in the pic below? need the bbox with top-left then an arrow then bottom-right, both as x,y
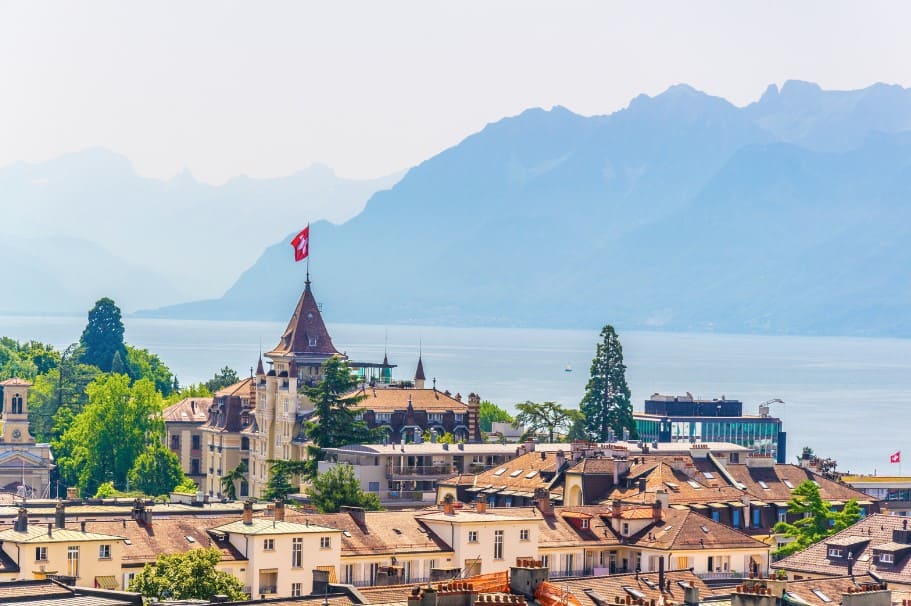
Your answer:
163,397 -> 212,423
267,280 -> 341,358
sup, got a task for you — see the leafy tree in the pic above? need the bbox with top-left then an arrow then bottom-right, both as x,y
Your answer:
580,325 -> 636,441
174,477 -> 198,494
305,357 -> 381,453
54,375 -> 165,495
128,442 -> 188,496
479,400 -> 513,432
79,297 -> 126,372
513,400 -> 584,442
220,461 -> 248,501
164,383 -> 213,406
263,460 -> 309,502
111,350 -> 126,374
205,366 -> 240,393
309,463 -> 382,513
772,480 -> 860,558
126,345 -> 176,397
28,345 -> 100,442
95,481 -> 117,498
128,547 -> 247,601
0,337 -> 39,381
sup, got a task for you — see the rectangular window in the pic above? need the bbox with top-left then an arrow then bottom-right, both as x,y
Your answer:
753,508 -> 761,527
493,530 -> 504,560
520,529 -> 530,541
541,554 -> 549,568
67,545 -> 79,577
292,583 -> 303,597
35,546 -> 47,561
828,548 -> 843,558
192,435 -> 201,450
778,509 -> 788,523
368,481 -> 380,493
733,509 -> 741,528
291,538 -> 303,568
880,553 -> 894,564
344,564 -> 354,584
581,518 -> 590,529
320,536 -> 331,549
264,538 -> 275,551
468,530 -> 478,543
99,544 -> 111,559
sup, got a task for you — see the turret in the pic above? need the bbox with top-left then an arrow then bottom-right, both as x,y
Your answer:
414,355 -> 426,390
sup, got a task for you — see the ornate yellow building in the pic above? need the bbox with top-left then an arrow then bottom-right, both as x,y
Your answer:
0,378 -> 54,499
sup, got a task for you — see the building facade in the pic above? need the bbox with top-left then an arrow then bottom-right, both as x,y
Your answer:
0,378 -> 54,499
163,396 -> 212,484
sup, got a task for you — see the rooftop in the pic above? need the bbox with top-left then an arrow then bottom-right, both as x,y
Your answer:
212,518 -> 342,536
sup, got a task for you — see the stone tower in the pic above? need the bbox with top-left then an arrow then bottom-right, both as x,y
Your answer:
0,378 -> 34,443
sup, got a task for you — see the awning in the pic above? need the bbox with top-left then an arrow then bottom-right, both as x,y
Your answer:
728,501 -> 745,508
316,565 -> 338,583
690,503 -> 709,510
95,576 -> 118,590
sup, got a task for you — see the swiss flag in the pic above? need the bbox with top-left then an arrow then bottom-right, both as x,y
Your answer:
891,451 -> 901,464
291,225 -> 309,262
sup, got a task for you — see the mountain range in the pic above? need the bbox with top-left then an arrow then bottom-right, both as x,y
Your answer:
10,80 -> 911,337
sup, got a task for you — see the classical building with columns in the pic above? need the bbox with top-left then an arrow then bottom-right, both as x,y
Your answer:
0,378 -> 54,498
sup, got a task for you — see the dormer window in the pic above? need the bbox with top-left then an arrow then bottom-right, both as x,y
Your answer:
581,518 -> 590,529
309,337 -> 318,347
828,547 -> 843,558
879,553 -> 894,564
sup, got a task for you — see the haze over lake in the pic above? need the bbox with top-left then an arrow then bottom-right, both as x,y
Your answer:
1,315 -> 906,476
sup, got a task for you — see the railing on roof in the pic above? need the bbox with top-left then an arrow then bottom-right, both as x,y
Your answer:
387,464 -> 459,478
369,490 -> 438,503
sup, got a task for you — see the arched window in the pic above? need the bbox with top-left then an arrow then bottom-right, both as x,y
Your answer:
11,395 -> 23,415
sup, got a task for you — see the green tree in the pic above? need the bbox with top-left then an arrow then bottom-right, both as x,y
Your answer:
513,401 -> 584,442
79,297 -> 126,372
309,463 -> 382,513
164,382 -> 213,406
0,337 -> 39,381
28,345 -> 100,442
128,442 -> 187,496
220,461 -> 248,501
263,460 -> 309,502
305,357 -> 380,453
580,325 -> 636,441
126,345 -> 176,396
54,375 -> 165,495
128,547 -> 247,601
205,366 -> 240,393
772,480 -> 859,558
478,400 -> 513,433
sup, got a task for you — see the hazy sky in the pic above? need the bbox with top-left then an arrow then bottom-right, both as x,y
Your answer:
1,1 -> 908,184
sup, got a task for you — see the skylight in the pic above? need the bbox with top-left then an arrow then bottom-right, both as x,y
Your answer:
811,590 -> 832,603
687,480 -> 702,489
185,535 -> 196,543
665,482 -> 680,491
758,481 -> 769,489
622,587 -> 646,600
493,468 -> 507,476
703,472 -> 715,480
510,470 -> 523,477
783,480 -> 795,489
642,579 -> 657,589
343,531 -> 352,537
525,471 -> 538,479
662,525 -> 673,533
701,525 -> 709,533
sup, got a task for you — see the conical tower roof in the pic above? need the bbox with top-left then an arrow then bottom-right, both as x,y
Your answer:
267,280 -> 341,358
414,355 -> 426,381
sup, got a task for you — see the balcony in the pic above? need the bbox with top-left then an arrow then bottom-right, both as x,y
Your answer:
258,585 -> 277,595
371,490 -> 437,505
386,464 -> 458,480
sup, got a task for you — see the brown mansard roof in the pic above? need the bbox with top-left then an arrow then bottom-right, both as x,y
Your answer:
267,280 -> 341,358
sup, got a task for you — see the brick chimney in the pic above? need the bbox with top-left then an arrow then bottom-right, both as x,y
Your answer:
55,501 -> 66,529
14,508 -> 27,532
510,559 -> 549,599
340,505 -> 367,528
475,499 -> 487,513
534,488 -> 553,516
242,499 -> 254,525
442,499 -> 455,515
274,499 -> 285,522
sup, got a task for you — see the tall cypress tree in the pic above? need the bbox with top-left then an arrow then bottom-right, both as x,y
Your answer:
79,297 -> 126,372
580,325 -> 637,441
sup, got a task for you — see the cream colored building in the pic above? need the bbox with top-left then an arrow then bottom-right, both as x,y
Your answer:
0,509 -> 124,588
211,503 -> 341,598
0,378 -> 54,498
201,379 -> 255,498
163,396 -> 212,484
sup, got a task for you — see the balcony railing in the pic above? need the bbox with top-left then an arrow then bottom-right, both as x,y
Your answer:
386,464 -> 458,478
371,490 -> 437,504
697,571 -> 746,581
550,568 -> 594,579
258,585 -> 277,595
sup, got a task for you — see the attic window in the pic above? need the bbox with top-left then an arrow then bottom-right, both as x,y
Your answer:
783,480 -> 795,489
828,547 -> 843,558
393,528 -> 402,534
493,468 -> 508,476
124,539 -> 132,545
700,525 -> 709,533
662,525 -> 673,533
622,587 -> 646,600
677,581 -> 691,589
687,480 -> 702,489
510,470 -> 523,478
343,531 -> 352,538
309,337 -> 318,347
879,553 -> 894,564
642,579 -> 657,589
811,590 -> 833,603
185,536 -> 196,543
581,518 -> 590,529
758,481 -> 770,489
665,482 -> 680,491
703,472 -> 715,480
525,471 -> 538,479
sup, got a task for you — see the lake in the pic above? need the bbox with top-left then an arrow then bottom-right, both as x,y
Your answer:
1,314 -> 908,476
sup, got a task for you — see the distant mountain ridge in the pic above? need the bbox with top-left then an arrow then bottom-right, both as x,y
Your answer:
120,81 -> 911,335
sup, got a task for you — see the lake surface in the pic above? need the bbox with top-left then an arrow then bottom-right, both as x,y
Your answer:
1,314 -> 909,476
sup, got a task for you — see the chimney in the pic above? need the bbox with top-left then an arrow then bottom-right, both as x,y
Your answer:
274,499 -> 285,522
242,499 -> 254,525
340,505 -> 366,528
611,499 -> 623,518
638,478 -> 647,493
525,438 -> 535,453
658,556 -> 665,593
15,508 -> 27,532
80,520 -> 86,533
55,502 -> 66,529
555,450 -> 566,471
442,499 -> 455,515
655,489 -> 669,510
476,499 -> 488,513
510,559 -> 550,598
534,488 -> 553,516
47,523 -> 52,537
684,583 -> 699,606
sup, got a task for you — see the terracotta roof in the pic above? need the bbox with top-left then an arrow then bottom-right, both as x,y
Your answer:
214,377 -> 255,398
351,388 -> 470,413
162,397 -> 212,423
0,377 -> 32,387
289,510 -> 452,557
773,513 -> 911,586
0,579 -> 140,604
726,464 -> 872,503
454,451 -> 564,499
267,280 -> 341,358
213,519 -> 340,535
605,460 -> 743,505
559,569 -> 719,606
782,574 -> 884,606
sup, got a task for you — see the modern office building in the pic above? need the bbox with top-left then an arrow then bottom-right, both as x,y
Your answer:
634,393 -> 786,463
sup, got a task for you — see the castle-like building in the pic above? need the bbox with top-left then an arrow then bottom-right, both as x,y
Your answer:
0,378 -> 54,498
191,278 -> 480,499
